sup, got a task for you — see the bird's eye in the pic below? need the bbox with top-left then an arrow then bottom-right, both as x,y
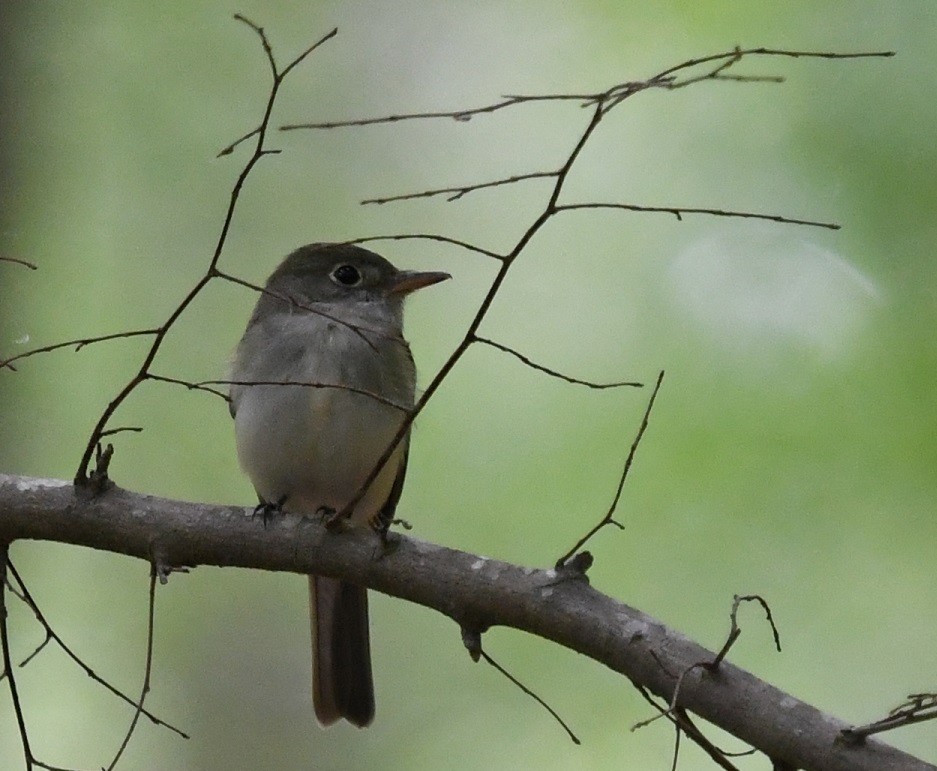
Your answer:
330,264 -> 362,286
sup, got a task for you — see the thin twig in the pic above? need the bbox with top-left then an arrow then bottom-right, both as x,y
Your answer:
105,567 -> 158,770
17,632 -> 52,668
340,234 -> 505,261
211,269 -> 384,349
670,720 -> 682,771
362,170 -> 559,204
1,550 -> 34,769
0,329 -> 159,372
144,375 -> 232,401
6,562 -> 188,739
474,336 -> 643,389
477,648 -> 580,745
554,202 -> 840,230
555,370 -> 665,568
72,21 -> 338,484
216,379 -> 410,411
843,693 -> 937,742
216,126 -> 260,157
633,593 -> 782,735
0,256 -> 39,270
99,426 -> 144,439
280,94 -> 594,130
283,47 -> 893,132
631,684 -> 742,771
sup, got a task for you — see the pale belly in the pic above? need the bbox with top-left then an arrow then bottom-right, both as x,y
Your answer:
234,381 -> 406,524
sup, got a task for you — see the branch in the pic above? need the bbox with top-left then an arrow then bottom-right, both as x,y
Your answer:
0,473 -> 930,771
281,47 -> 894,132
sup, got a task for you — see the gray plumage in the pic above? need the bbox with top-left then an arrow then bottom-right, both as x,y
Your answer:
229,243 -> 448,727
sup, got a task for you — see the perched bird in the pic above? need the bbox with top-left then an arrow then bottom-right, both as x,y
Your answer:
229,243 -> 449,726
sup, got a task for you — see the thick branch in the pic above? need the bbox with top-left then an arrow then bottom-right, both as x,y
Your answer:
0,474 -> 930,771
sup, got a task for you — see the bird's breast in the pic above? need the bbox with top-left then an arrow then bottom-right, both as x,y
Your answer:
231,312 -> 414,521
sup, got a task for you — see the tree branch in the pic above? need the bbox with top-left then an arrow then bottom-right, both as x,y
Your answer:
0,473 -> 929,771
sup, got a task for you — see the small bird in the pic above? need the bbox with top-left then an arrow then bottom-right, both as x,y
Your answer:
229,243 -> 449,726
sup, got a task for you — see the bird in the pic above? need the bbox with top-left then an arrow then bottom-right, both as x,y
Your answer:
229,242 -> 449,726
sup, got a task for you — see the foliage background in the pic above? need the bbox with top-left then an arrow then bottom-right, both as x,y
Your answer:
1,2 -> 935,769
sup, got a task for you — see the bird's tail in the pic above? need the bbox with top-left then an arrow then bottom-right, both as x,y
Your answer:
309,575 -> 375,727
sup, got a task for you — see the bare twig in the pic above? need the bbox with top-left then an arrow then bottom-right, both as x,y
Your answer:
215,379 -> 410,411
843,693 -> 937,742
1,550 -> 34,770
475,648 -> 580,745
632,685 -> 743,771
0,257 -> 39,270
633,593 -> 782,735
280,93 -> 596,130
148,372 -> 413,412
218,17 -> 337,156
0,329 -> 159,372
143,375 -> 232,401
282,48 -> 893,133
341,233 -> 505,261
709,594 -> 782,669
473,336 -> 643,389
362,170 -> 560,204
211,269 -> 384,349
554,202 -> 840,231
105,568 -> 159,771
6,561 -> 188,740
71,20 -> 338,484
555,370 -> 665,568
99,426 -> 144,439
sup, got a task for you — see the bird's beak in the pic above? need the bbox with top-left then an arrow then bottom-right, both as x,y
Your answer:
388,270 -> 451,296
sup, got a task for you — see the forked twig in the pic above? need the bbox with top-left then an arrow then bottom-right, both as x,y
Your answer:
633,594 -> 782,734
323,45 -> 893,520
68,18 -> 338,484
842,692 -> 937,742
6,562 -> 187,739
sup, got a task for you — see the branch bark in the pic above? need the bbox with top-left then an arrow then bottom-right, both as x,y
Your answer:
0,473 -> 931,771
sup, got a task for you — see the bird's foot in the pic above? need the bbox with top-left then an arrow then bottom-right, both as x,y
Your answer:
318,505 -> 349,531
252,495 -> 287,528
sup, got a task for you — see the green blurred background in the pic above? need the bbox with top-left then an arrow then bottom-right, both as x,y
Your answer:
2,2 -> 935,769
